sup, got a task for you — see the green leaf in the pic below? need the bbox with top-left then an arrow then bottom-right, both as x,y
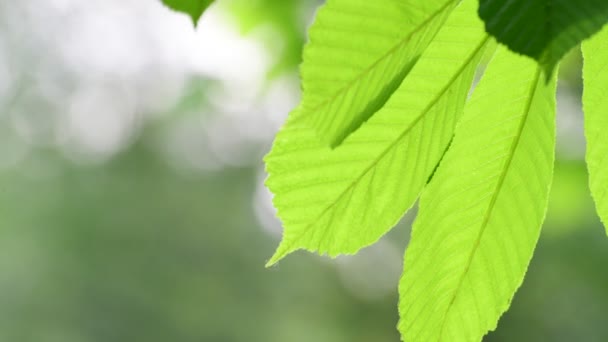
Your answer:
399,47 -> 557,341
478,0 -> 608,77
161,0 -> 213,26
299,0 -> 459,147
582,26 -> 608,235
266,0 -> 491,267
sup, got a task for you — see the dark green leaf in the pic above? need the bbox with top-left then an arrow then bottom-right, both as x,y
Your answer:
478,0 -> 608,77
162,0 -> 213,26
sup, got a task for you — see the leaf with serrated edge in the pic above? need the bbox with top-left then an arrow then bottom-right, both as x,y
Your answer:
298,0 -> 459,147
582,25 -> 608,235
479,0 -> 608,78
399,47 -> 557,342
266,0 -> 491,266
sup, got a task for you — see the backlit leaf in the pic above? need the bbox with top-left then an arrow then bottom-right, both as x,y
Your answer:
582,26 -> 608,235
266,0 -> 491,266
299,0 -> 459,146
399,47 -> 557,341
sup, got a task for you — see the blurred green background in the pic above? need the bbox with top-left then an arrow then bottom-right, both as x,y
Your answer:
0,1 -> 605,341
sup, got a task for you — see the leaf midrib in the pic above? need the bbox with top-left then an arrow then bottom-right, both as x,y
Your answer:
436,66 -> 542,341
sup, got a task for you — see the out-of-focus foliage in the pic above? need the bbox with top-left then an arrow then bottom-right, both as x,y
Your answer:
0,143 -> 402,342
223,0 -> 318,77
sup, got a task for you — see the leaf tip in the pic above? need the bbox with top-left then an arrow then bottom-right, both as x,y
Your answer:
264,253 -> 281,268
190,15 -> 200,28
189,10 -> 207,28
265,242 -> 295,268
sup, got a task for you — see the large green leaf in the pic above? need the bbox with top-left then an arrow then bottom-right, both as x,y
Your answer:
161,0 -> 213,26
266,0 -> 491,266
399,47 -> 557,341
478,0 -> 608,77
582,26 -> 608,235
297,0 -> 459,147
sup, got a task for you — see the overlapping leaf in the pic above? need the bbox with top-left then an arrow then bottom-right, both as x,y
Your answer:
399,48 -> 557,341
266,0 -> 491,266
162,0 -> 213,25
582,26 -> 608,235
297,0 -> 459,146
478,0 -> 608,77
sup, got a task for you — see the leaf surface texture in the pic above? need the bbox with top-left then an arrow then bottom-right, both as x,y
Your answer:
399,47 -> 557,342
266,0 -> 490,266
299,0 -> 459,146
583,26 -> 608,234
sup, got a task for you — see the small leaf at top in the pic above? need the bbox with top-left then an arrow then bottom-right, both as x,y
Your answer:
162,0 -> 213,26
478,0 -> 608,78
